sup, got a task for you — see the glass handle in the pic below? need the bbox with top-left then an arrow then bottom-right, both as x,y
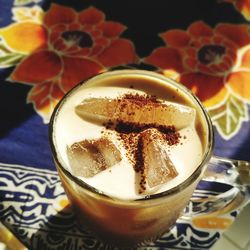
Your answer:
183,156 -> 250,218
205,156 -> 250,186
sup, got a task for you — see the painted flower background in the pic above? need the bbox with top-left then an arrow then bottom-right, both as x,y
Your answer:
0,2 -> 249,139
144,21 -> 250,139
0,4 -> 138,122
0,1 -> 250,140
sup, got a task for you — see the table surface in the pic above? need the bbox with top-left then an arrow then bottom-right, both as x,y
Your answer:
0,0 -> 250,249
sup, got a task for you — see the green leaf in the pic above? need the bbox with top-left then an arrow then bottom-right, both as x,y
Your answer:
14,0 -> 32,5
0,53 -> 24,68
0,41 -> 25,68
0,41 -> 12,54
208,93 -> 249,139
14,0 -> 41,6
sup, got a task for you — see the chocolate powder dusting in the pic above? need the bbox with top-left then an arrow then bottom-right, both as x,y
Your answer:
103,93 -> 181,193
135,135 -> 146,193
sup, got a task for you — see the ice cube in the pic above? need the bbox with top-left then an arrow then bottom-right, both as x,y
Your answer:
75,95 -> 195,129
140,128 -> 178,189
67,137 -> 122,178
75,98 -> 119,123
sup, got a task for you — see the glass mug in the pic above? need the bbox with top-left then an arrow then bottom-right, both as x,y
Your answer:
49,70 -> 250,247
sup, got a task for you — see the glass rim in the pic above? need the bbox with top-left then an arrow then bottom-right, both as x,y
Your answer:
49,69 -> 214,202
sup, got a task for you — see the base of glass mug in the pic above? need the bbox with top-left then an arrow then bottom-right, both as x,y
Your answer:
76,218 -> 174,249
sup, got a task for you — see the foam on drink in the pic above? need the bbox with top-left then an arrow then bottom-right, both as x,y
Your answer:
53,73 -> 207,200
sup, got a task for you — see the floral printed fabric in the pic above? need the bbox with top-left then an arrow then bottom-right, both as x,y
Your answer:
145,21 -> 250,139
0,0 -> 250,249
0,1 -> 250,140
0,4 -> 138,122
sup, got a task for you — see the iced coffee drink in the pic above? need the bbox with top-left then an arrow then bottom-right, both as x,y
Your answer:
50,70 -> 212,247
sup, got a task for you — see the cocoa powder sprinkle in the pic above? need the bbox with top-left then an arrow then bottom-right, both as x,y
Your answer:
103,93 -> 181,193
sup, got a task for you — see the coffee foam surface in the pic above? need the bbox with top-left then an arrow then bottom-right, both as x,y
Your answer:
54,86 -> 204,200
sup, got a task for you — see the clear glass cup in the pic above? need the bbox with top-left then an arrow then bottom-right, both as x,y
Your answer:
49,70 -> 250,248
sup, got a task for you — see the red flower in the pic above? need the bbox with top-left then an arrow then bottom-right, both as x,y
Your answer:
7,4 -> 138,121
145,21 -> 250,108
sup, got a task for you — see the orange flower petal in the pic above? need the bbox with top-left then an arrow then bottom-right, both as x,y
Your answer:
160,30 -> 190,48
28,82 -> 51,109
97,21 -> 126,37
223,39 -> 237,49
144,47 -> 184,72
61,56 -> 104,92
50,31 -> 60,43
185,47 -> 196,57
51,23 -> 67,33
95,37 -> 109,47
28,81 -> 49,103
28,81 -> 64,106
209,64 -> 224,74
218,61 -> 232,71
53,38 -> 67,51
68,22 -> 81,30
215,23 -> 250,47
180,72 -> 227,107
51,81 -> 66,98
0,22 -> 47,54
192,216 -> 232,230
67,47 -> 91,57
11,50 -> 62,84
97,38 -> 138,67
200,37 -> 211,44
49,24 -> 66,43
213,35 -> 224,44
241,7 -> 250,21
241,48 -> 250,68
190,40 -> 202,48
68,47 -> 90,56
91,29 -> 101,38
92,45 -> 104,55
78,7 -> 105,25
28,82 -> 62,122
162,69 -> 180,79
225,48 -> 237,61
227,71 -> 250,100
83,24 -> 94,33
235,0 -> 250,20
197,64 -> 214,75
44,4 -> 76,28
184,58 -> 197,69
223,54 -> 235,68
188,21 -> 213,37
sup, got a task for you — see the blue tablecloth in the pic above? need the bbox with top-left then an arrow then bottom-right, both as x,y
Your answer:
0,0 -> 250,249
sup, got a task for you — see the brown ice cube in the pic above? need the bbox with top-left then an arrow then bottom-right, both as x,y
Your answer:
140,129 -> 178,188
67,137 -> 122,178
75,98 -> 118,123
75,95 -> 195,129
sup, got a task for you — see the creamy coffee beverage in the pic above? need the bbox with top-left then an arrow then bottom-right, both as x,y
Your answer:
54,73 -> 208,199
50,70 -> 211,247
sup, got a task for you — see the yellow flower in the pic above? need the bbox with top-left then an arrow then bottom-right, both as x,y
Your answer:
0,22 -> 47,54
